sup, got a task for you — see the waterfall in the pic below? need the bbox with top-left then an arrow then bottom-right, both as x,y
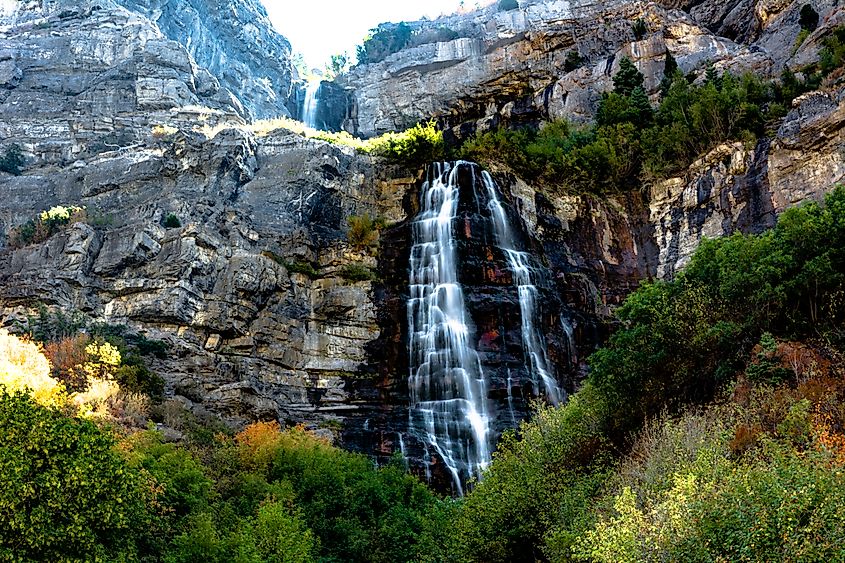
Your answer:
407,162 -> 491,495
302,80 -> 321,129
480,171 -> 564,405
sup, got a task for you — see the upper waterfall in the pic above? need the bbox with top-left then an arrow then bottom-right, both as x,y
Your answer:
302,80 -> 322,129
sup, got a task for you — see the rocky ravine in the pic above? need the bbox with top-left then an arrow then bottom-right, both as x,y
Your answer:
1,0 -> 844,478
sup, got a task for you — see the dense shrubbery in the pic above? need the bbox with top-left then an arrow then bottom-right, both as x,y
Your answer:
452,186 -> 845,561
0,390 -> 151,561
461,55 -> 824,193
0,143 -> 24,175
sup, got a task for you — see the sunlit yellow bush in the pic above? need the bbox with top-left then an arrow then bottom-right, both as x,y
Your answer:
72,377 -> 121,419
0,329 -> 65,407
83,340 -> 121,380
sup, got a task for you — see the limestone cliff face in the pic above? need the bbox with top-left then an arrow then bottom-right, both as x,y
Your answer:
341,0 -> 843,141
113,0 -> 296,119
341,0 -> 776,138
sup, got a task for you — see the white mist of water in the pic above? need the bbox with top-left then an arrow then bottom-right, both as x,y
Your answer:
407,162 -> 492,495
302,81 -> 321,129
481,171 -> 563,405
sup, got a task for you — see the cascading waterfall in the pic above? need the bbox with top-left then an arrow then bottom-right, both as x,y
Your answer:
302,80 -> 321,129
480,171 -> 564,405
407,162 -> 491,495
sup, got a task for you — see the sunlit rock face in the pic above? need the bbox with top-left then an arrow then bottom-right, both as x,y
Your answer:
113,0 -> 297,120
340,0 -> 845,141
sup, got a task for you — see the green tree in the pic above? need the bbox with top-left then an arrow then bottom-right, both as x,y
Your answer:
0,391 -> 150,561
0,144 -> 24,175
612,57 -> 644,96
659,50 -> 679,98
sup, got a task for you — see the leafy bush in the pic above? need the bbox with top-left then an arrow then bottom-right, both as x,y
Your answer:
366,120 -> 446,170
340,262 -> 378,282
0,390 -> 150,561
564,50 -> 583,72
347,215 -> 380,250
356,22 -> 412,65
0,143 -> 24,175
285,260 -> 321,279
163,213 -> 181,228
498,0 -> 519,11
0,330 -> 66,407
7,205 -> 86,248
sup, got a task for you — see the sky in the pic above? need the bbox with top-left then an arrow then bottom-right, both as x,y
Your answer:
262,0 -> 471,70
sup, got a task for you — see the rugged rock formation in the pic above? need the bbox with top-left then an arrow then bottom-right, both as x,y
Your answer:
340,0 -> 844,140
114,0 -> 297,119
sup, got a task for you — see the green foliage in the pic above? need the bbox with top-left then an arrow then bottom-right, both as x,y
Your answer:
163,213 -> 182,228
266,427 -> 447,563
612,57 -> 645,96
325,53 -> 350,79
284,260 -> 321,279
799,4 -> 819,32
0,390 -> 150,561
590,186 -> 845,435
819,27 -> 845,76
498,0 -> 519,11
632,19 -> 648,40
347,215 -> 380,250
564,50 -> 583,72
453,389 -> 613,562
641,72 -> 767,177
356,22 -> 412,65
0,143 -> 24,175
573,397 -> 845,562
366,120 -> 446,170
461,60 -> 796,192
7,205 -> 86,249
659,50 -> 678,98
339,262 -> 378,282
23,304 -> 86,343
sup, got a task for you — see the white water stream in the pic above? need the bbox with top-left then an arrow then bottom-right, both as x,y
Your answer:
407,162 -> 491,494
480,170 -> 563,404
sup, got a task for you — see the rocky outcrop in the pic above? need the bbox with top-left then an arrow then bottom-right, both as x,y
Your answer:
341,0 -> 777,138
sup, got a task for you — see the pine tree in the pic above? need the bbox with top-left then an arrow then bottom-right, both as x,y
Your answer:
705,62 -> 722,90
659,50 -> 678,99
613,57 -> 645,96
629,86 -> 654,127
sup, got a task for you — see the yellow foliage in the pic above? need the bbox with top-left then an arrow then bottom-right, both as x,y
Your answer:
39,205 -> 85,224
151,124 -> 178,138
236,420 -> 284,469
83,340 -> 121,380
72,377 -> 121,419
0,329 -> 65,407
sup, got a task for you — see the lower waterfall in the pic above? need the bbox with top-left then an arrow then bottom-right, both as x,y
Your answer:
407,162 -> 491,494
480,170 -> 564,405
